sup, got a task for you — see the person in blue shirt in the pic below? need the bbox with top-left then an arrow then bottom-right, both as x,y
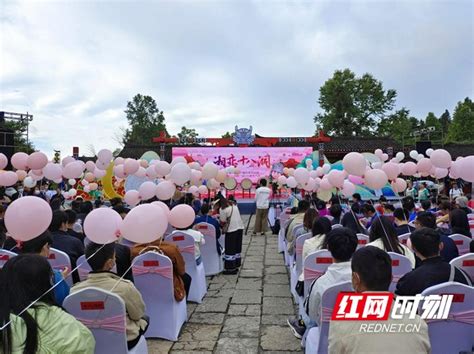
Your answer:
18,231 -> 70,305
194,203 -> 222,255
361,204 -> 378,229
402,196 -> 417,222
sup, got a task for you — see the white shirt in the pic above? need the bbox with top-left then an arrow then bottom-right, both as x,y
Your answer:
307,261 -> 352,325
367,238 -> 416,268
171,229 -> 205,260
449,188 -> 462,199
219,205 -> 244,233
255,186 -> 271,209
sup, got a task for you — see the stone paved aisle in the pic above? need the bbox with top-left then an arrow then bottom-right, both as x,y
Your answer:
147,217 -> 303,353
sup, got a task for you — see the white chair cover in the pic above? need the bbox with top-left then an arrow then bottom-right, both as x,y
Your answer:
76,254 -> 117,281
165,232 -> 207,303
193,222 -> 223,276
290,232 -> 312,302
0,249 -> 17,268
285,223 -> 303,266
448,234 -> 472,255
48,248 -> 73,286
469,220 -> 474,237
304,281 -> 353,354
132,252 -> 187,341
420,282 -> 474,354
398,232 -> 411,246
302,250 -> 333,300
387,252 -> 412,292
278,217 -> 291,254
356,233 -> 369,250
450,253 -> 474,283
63,287 -> 148,354
331,224 -> 343,229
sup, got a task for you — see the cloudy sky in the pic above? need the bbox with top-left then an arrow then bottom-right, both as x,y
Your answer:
1,0 -> 472,157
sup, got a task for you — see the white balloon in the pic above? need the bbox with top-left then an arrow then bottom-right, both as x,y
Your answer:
395,152 -> 405,162
426,148 -> 434,157
409,150 -> 418,159
68,179 -> 76,186
23,176 -> 36,188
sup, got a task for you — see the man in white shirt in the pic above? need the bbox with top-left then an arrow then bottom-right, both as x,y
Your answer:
287,227 -> 358,338
253,179 -> 272,236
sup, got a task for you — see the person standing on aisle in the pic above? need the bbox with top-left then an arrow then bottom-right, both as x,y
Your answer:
253,179 -> 272,236
218,197 -> 244,274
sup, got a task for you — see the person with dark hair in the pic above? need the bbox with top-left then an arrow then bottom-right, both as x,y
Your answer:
285,199 -> 310,245
420,199 -> 431,212
402,196 -> 417,221
352,193 -> 362,211
341,204 -> 366,234
113,205 -> 130,219
77,201 -> 93,223
396,228 -> 472,296
72,242 -> 148,350
253,178 -> 272,236
194,203 -> 222,255
329,204 -> 342,225
288,227 -> 358,338
19,231 -> 70,305
0,254 -> 95,353
329,246 -> 430,353
449,208 -> 471,237
301,217 -> 332,267
49,210 -> 84,283
415,211 -> 459,262
393,208 -> 415,235
417,182 -> 430,202
218,197 -> 244,274
368,216 -> 415,268
64,209 -> 84,242
110,197 -> 123,208
288,208 -> 318,256
361,204 -> 377,229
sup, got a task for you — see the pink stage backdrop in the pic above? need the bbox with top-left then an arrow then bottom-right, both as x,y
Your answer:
173,147 -> 313,183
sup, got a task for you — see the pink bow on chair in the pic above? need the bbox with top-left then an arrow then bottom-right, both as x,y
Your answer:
295,245 -> 303,255
425,309 -> 474,325
132,265 -> 173,279
77,315 -> 126,333
304,268 -> 324,282
179,245 -> 195,254
321,307 -> 333,323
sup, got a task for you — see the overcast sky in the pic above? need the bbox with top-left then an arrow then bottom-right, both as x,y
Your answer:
1,0 -> 472,157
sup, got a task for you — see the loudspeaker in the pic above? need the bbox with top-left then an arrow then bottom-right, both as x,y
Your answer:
416,141 -> 432,156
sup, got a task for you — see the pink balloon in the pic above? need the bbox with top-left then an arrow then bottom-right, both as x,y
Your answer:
381,153 -> 389,162
294,168 -> 310,185
155,181 -> 176,200
84,172 -> 95,182
342,152 -> 366,176
277,176 -> 287,185
0,153 -> 7,170
434,167 -> 448,179
155,161 -> 171,177
202,162 -> 219,179
374,149 -> 383,157
382,162 -> 399,180
216,169 -> 227,183
124,190 -> 140,206
188,185 -> 199,195
286,176 -> 297,188
342,180 -> 356,197
121,204 -> 167,243
62,161 -> 84,179
113,164 -> 126,179
139,159 -> 149,168
114,157 -> 124,166
198,185 -> 208,195
0,171 -> 18,186
416,158 -> 432,173
124,159 -> 139,175
97,149 -> 113,163
151,201 -> 170,219
364,169 -> 388,190
5,196 -> 52,241
391,178 -> 407,193
327,170 -> 345,188
94,168 -> 106,179
146,166 -> 158,179
27,152 -> 48,170
401,162 -> 417,176
95,160 -> 109,171
43,163 -> 63,181
430,149 -> 452,169
190,170 -> 202,186
303,178 -> 316,192
459,156 -> 474,182
320,178 -> 332,190
11,152 -> 29,170
139,181 -> 157,200
89,183 -> 98,191
16,170 -> 27,181
169,204 -> 195,229
84,208 -> 123,244
170,162 -> 192,185
348,174 -> 364,185
134,167 -> 147,178
85,161 -> 96,172
62,156 -> 75,167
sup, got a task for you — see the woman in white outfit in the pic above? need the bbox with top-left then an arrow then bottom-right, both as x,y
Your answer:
218,197 -> 244,274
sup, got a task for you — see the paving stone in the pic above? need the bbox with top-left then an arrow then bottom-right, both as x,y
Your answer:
264,258 -> 284,266
189,312 -> 225,324
215,337 -> 259,353
262,314 -> 292,326
264,265 -> 287,274
264,273 -> 289,284
239,268 -> 263,278
263,284 -> 292,297
222,316 -> 260,337
242,261 -> 264,270
228,304 -> 261,316
260,325 -> 302,351
194,296 -> 230,313
262,297 -> 294,315
174,324 -> 221,351
231,290 -> 262,304
171,351 -> 212,354
205,288 -> 235,298
235,277 -> 262,290
244,256 -> 264,263
148,339 -> 173,353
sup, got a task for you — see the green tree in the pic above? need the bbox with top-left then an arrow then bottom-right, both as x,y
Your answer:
439,109 -> 451,135
377,108 -> 415,145
3,120 -> 34,153
425,112 -> 441,130
447,97 -> 474,143
314,69 -> 397,136
221,131 -> 234,139
177,126 -> 198,144
123,94 -> 168,145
